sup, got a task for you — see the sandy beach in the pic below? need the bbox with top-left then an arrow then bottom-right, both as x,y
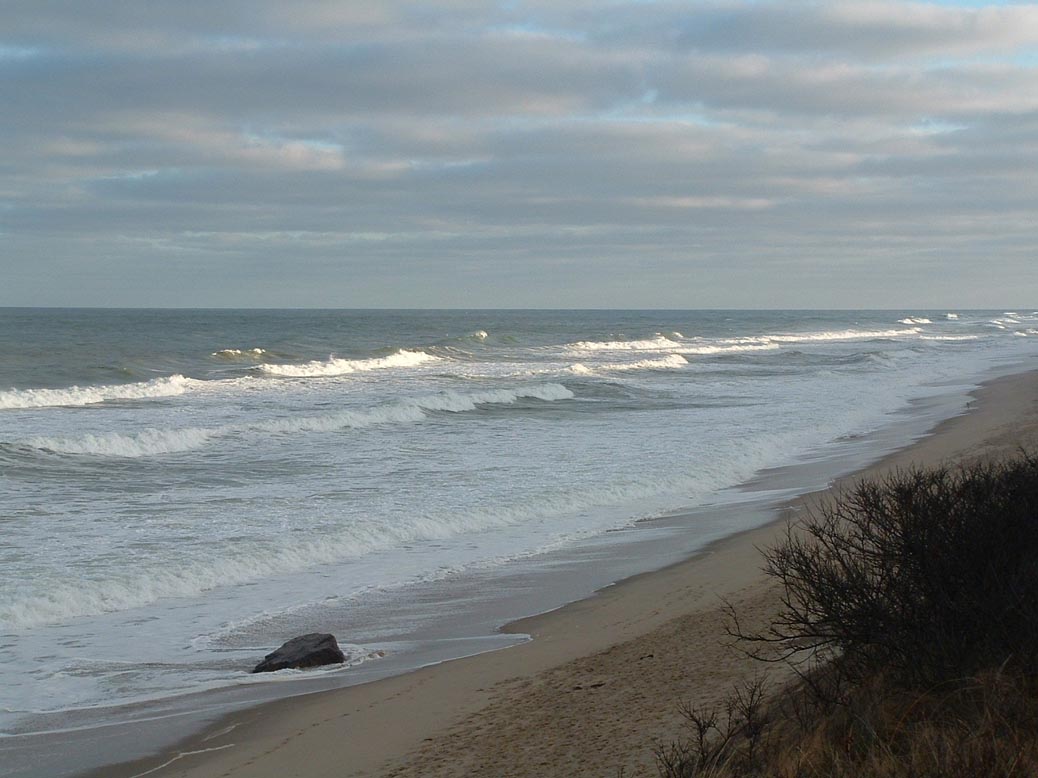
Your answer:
87,367 -> 1038,778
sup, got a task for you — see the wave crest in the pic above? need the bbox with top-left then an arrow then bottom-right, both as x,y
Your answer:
258,349 -> 439,377
13,384 -> 575,458
680,343 -> 780,356
568,355 -> 688,375
26,427 -> 215,457
766,328 -> 921,343
567,334 -> 683,352
212,348 -> 267,359
0,375 -> 196,410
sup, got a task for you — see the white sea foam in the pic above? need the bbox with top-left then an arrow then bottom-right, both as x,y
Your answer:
568,355 -> 688,374
765,328 -> 921,343
212,348 -> 267,359
992,314 -> 1038,330
16,384 -> 576,458
920,335 -> 980,341
3,417 -> 840,636
1,512 -> 517,630
417,383 -> 574,409
258,349 -> 439,377
25,427 -> 216,457
898,317 -> 932,325
0,375 -> 196,410
566,334 -> 684,352
257,406 -> 428,435
679,343 -> 781,356
0,411 -> 779,633
565,333 -> 789,355
258,384 -> 574,435
946,313 -> 960,319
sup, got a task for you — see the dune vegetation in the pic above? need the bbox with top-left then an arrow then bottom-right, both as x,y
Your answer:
657,455 -> 1038,777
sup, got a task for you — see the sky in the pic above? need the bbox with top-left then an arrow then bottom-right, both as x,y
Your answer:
1,1 -> 1037,309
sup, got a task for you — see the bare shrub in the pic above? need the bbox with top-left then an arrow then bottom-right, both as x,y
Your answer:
654,676 -> 770,778
744,455 -> 1038,687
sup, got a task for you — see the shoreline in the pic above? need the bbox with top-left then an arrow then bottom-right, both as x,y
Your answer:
64,366 -> 1038,777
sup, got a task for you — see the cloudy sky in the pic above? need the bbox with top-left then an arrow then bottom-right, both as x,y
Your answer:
2,1 -> 1036,308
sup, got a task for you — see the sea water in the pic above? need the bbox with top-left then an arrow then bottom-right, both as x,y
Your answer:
2,309 -> 1037,768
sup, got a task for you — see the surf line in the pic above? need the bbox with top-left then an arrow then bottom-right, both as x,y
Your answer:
128,743 -> 236,778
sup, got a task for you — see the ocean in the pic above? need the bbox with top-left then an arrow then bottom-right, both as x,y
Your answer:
2,308 -> 1037,776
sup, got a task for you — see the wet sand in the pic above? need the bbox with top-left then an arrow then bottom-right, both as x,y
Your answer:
89,368 -> 1038,778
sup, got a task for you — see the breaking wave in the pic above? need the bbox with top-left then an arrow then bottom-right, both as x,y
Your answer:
567,354 -> 688,375
566,334 -> 684,352
25,428 -> 216,457
258,349 -> 439,377
898,317 -> 932,325
0,375 -> 197,410
765,328 -> 922,343
679,343 -> 780,356
566,328 -> 924,355
15,384 -> 576,458
253,384 -> 576,436
212,348 -> 267,359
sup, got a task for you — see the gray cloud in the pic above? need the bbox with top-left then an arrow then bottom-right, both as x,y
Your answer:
579,2 -> 1038,60
1,1 -> 1037,307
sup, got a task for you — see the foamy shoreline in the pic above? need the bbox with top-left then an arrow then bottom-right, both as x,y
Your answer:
55,364 -> 1038,778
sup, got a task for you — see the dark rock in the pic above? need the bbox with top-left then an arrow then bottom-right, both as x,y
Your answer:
251,633 -> 346,673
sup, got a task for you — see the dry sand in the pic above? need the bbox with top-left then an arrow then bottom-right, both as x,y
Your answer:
96,368 -> 1038,778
